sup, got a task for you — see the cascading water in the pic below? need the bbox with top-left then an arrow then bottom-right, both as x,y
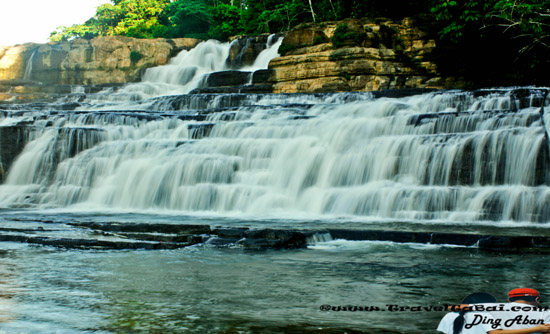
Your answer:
82,36 -> 281,106
1,88 -> 549,224
23,49 -> 37,81
240,35 -> 283,71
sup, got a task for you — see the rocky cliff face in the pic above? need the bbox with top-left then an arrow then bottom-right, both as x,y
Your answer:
0,17 -> 467,100
0,36 -> 200,101
267,17 -> 464,93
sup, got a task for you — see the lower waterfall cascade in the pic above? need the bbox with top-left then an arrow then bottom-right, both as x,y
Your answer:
1,87 -> 549,224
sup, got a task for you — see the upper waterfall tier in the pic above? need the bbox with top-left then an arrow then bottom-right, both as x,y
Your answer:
1,88 -> 549,224
66,36 -> 282,103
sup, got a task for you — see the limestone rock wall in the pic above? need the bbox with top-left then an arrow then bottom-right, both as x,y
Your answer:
0,36 -> 200,86
268,17 -> 464,93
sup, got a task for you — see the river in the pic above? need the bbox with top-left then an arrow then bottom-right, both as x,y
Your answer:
0,38 -> 549,333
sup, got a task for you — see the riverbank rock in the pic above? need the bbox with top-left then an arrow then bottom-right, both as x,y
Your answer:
268,16 -> 467,93
0,36 -> 200,100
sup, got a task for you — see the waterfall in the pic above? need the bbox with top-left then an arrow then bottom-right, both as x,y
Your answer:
240,34 -> 283,71
83,40 -> 232,103
1,89 -> 549,224
84,36 -> 282,105
23,49 -> 37,81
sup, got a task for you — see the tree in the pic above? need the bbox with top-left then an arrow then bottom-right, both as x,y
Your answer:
163,0 -> 211,39
50,0 -> 170,41
208,4 -> 242,40
430,0 -> 550,84
489,0 -> 550,56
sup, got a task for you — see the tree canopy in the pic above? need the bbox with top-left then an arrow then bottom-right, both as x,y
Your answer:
49,0 -> 430,41
49,0 -> 549,84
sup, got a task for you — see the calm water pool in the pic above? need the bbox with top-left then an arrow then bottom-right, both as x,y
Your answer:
1,213 -> 548,333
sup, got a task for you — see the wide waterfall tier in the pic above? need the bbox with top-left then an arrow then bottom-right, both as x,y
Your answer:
1,88 -> 549,223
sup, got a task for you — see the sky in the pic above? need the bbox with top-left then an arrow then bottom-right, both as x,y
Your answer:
0,0 -> 109,46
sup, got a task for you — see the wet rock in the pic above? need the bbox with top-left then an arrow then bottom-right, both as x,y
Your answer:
206,237 -> 241,247
67,222 -> 211,235
327,229 -> 432,243
188,123 -> 215,139
239,229 -> 308,250
0,234 -> 189,250
476,236 -> 549,252
202,71 -> 252,88
0,126 -> 29,183
212,227 -> 249,238
430,233 -> 481,246
226,35 -> 272,68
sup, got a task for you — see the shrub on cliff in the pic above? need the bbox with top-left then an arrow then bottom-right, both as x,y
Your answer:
331,24 -> 365,48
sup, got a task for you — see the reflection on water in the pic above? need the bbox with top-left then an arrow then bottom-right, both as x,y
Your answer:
0,235 -> 549,333
0,248 -> 18,325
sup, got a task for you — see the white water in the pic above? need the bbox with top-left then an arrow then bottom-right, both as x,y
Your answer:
23,49 -> 37,80
241,35 -> 283,71
1,89 -> 549,224
83,36 -> 282,105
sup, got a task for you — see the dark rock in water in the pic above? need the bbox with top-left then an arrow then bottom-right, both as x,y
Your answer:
327,229 -> 432,244
0,126 -> 29,183
213,227 -> 249,238
430,233 -> 481,246
239,229 -> 308,250
5,222 -> 550,252
179,69 -> 275,94
188,123 -> 215,139
251,69 -> 273,85
206,237 -> 242,247
206,227 -> 250,246
239,84 -> 273,94
371,88 -> 438,98
67,222 -> 211,235
190,85 -> 273,94
0,234 -> 189,250
476,236 -> 549,251
203,71 -> 252,88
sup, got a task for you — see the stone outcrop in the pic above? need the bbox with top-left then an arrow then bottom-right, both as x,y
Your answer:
3,218 -> 550,252
267,16 -> 465,93
0,36 -> 200,100
0,17 -> 472,99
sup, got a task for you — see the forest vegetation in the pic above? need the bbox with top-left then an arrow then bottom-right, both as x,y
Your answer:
49,0 -> 549,84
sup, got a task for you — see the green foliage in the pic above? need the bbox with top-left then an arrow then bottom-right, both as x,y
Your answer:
430,0 -> 492,41
331,24 -> 365,48
313,34 -> 329,45
490,0 -> 550,53
277,43 -> 295,56
130,51 -> 143,63
208,4 -> 241,40
430,0 -> 550,84
163,0 -> 211,39
431,0 -> 550,46
50,23 -> 99,41
49,0 -> 434,42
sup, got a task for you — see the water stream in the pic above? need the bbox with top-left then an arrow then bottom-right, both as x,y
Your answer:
1,37 -> 550,333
